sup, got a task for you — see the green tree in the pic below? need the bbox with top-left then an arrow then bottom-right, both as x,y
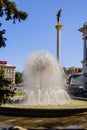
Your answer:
15,71 -> 23,84
0,68 -> 15,106
0,0 -> 28,48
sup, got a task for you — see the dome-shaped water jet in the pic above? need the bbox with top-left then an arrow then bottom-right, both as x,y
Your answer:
23,51 -> 71,106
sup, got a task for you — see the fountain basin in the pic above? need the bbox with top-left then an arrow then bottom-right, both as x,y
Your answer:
1,99 -> 87,117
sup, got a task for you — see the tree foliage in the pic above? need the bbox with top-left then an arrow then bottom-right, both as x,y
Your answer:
15,71 -> 23,84
0,0 -> 28,48
0,67 -> 15,106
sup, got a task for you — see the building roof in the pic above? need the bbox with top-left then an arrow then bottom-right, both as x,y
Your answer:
0,63 -> 16,68
79,22 -> 87,33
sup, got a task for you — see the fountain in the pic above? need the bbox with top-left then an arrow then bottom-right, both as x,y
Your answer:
1,51 -> 87,119
23,50 -> 71,106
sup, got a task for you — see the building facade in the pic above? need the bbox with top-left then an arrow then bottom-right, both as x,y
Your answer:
64,67 -> 82,75
67,67 -> 82,75
0,61 -> 16,84
79,22 -> 87,90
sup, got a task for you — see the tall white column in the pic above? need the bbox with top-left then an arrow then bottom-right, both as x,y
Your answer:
55,22 -> 62,64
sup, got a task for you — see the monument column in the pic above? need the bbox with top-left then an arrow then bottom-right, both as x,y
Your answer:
55,9 -> 62,64
79,22 -> 87,90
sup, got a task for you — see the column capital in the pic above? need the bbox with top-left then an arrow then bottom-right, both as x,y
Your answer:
55,22 -> 62,30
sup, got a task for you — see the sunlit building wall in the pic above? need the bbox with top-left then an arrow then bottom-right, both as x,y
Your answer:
0,61 -> 16,84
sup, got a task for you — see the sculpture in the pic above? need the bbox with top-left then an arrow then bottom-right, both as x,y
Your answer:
57,9 -> 62,22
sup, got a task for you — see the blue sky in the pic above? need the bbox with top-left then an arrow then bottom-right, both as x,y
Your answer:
0,0 -> 87,72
